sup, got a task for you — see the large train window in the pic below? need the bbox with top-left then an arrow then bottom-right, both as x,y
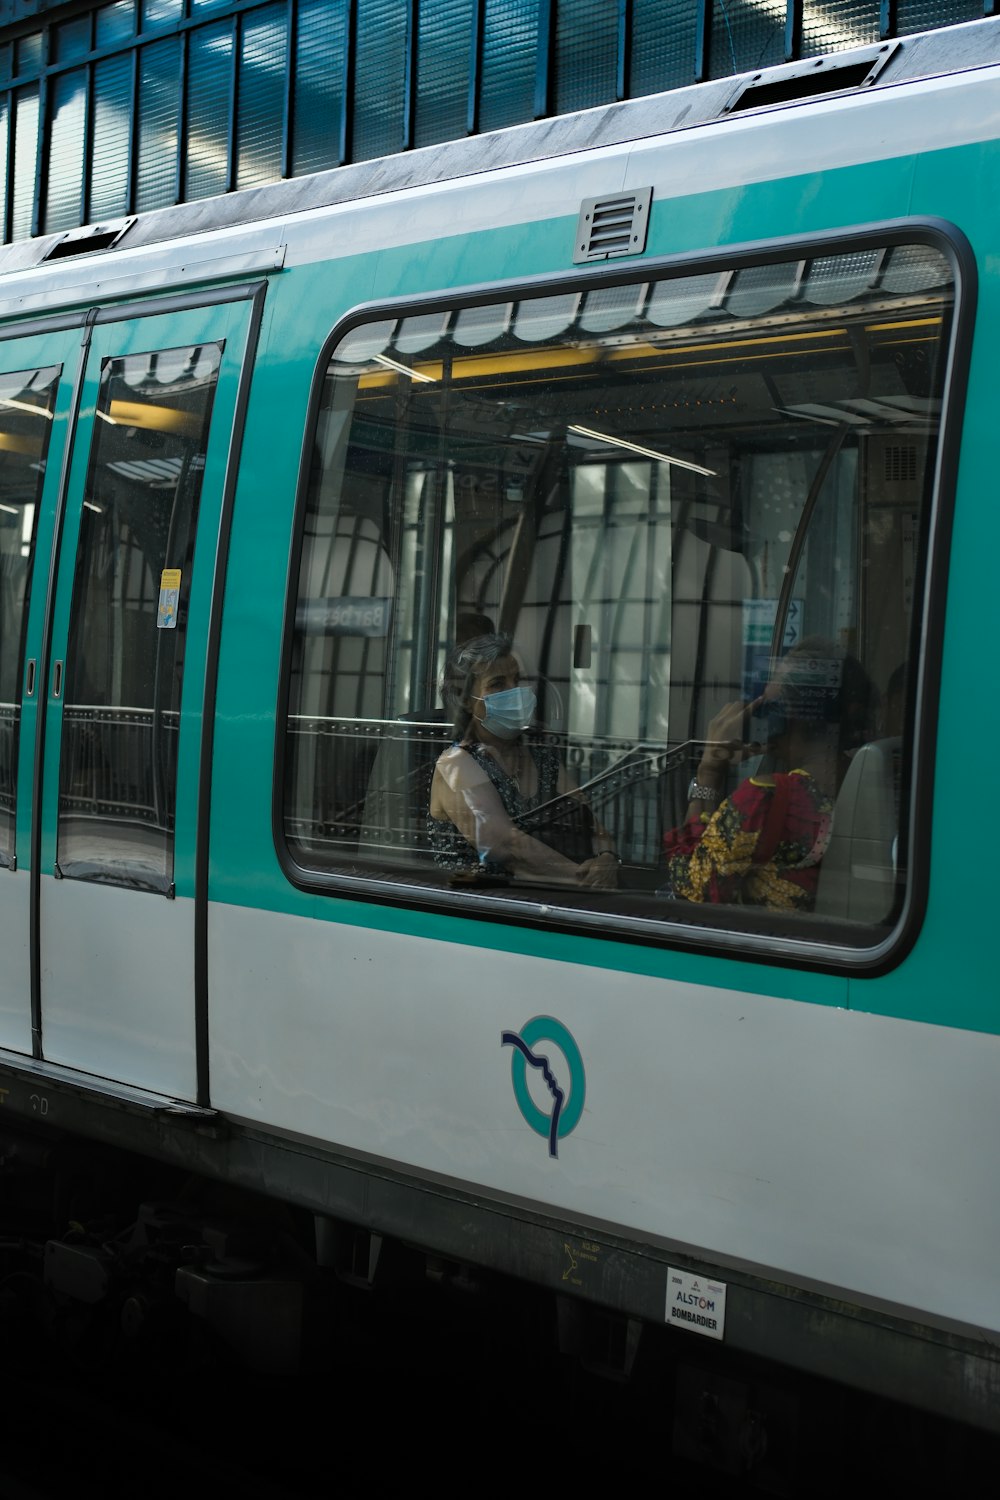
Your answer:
0,366 -> 59,867
56,343 -> 222,892
283,238 -> 957,949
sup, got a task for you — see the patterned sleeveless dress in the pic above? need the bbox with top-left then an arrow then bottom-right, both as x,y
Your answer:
427,741 -> 563,876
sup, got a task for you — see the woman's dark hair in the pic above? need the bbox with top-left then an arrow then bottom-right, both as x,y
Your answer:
441,631 -> 514,739
776,637 -> 877,761
455,610 -> 495,644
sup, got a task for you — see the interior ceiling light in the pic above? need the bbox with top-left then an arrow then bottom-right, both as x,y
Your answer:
106,400 -> 203,437
106,458 -> 185,485
0,432 -> 43,456
567,423 -> 716,476
0,398 -> 53,420
373,354 -> 435,384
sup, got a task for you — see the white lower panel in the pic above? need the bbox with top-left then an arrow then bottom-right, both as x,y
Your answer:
208,900 -> 1000,1335
40,875 -> 195,1099
0,867 -> 31,1054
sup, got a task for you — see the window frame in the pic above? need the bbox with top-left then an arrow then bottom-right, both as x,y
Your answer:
273,217 -> 977,977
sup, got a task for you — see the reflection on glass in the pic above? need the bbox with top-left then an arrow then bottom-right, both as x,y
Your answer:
45,68 -> 87,234
0,365 -> 59,866
284,244 -> 954,936
57,343 -> 222,891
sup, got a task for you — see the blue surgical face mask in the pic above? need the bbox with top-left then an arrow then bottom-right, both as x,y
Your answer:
477,684 -> 536,739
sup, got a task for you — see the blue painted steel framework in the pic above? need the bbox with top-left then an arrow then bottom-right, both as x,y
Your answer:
0,0 -> 993,243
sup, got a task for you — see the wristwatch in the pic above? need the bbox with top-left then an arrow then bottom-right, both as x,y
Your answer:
687,779 -> 721,804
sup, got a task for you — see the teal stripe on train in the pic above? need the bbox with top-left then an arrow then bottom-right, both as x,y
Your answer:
204,135 -> 1000,1037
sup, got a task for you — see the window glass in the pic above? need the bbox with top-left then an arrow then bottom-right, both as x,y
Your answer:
709,0 -> 785,78
283,241 -> 955,943
135,37 -> 179,214
13,35 -> 43,81
186,21 -> 233,201
801,0 -> 880,55
0,97 -> 8,232
352,0 -> 407,160
11,87 -> 39,242
90,52 -> 133,221
0,366 -> 59,866
479,0 -> 538,133
630,0 -> 697,98
96,1 -> 137,49
414,0 -> 473,149
555,0 -> 619,115
52,17 -> 93,65
141,0 -> 183,30
44,68 -> 87,234
57,344 -> 222,892
895,0 -> 980,36
236,3 -> 287,191
293,0 -> 349,175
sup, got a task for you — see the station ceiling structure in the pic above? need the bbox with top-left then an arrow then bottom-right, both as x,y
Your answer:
0,0 -> 990,244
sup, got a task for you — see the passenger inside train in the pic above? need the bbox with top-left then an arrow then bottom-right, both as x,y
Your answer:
427,631 -> 619,887
662,641 -> 876,910
283,238 -> 950,933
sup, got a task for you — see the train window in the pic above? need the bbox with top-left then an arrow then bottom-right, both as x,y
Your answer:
283,238 -> 957,949
57,343 -> 222,892
0,365 -> 59,867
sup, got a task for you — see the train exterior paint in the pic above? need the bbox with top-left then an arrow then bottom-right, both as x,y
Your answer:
0,19 -> 997,1427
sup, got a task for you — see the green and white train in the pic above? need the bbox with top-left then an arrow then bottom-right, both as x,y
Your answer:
0,14 -> 997,1431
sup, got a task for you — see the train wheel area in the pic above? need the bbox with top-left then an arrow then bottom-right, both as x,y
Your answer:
0,1117 -> 995,1498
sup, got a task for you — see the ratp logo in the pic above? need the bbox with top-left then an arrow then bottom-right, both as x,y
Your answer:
501,1016 -> 585,1159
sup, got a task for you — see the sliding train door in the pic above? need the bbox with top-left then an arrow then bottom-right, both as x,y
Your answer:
0,329 -> 77,1056
35,294 -> 257,1099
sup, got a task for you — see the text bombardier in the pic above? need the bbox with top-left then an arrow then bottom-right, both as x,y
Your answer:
670,1306 -> 718,1331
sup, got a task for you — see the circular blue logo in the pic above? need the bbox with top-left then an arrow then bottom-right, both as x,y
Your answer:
501,1016 -> 586,1158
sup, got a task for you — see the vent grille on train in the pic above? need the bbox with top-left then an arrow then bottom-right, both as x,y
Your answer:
42,217 -> 135,262
574,188 -> 652,264
723,41 -> 898,115
884,445 -> 918,483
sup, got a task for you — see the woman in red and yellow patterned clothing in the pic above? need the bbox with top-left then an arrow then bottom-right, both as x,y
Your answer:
663,642 -> 874,911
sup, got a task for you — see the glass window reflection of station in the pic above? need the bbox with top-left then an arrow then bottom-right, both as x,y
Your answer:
0,364 -> 58,866
284,241 -> 954,940
57,342 -> 221,893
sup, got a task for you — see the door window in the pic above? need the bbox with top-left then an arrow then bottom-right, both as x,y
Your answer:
57,343 -> 222,891
0,364 -> 59,866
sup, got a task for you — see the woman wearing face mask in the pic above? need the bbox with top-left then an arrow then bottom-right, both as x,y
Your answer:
427,632 -> 618,887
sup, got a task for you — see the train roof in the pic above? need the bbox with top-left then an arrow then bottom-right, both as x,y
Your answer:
0,15 -> 997,316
